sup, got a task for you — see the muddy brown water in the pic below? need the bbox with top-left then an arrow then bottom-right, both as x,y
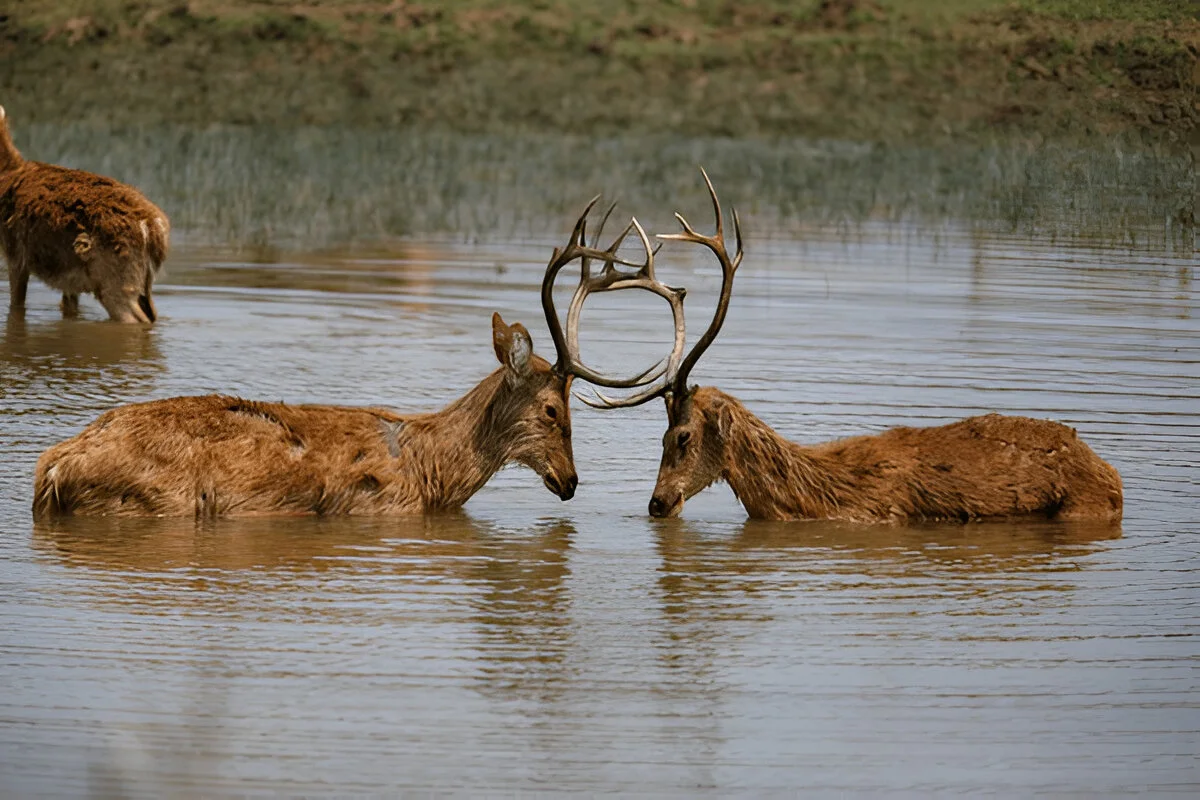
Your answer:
1,222 -> 1197,795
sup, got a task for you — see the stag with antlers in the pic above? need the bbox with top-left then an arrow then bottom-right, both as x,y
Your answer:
580,170 -> 1124,524
0,106 -> 170,323
32,200 -> 662,518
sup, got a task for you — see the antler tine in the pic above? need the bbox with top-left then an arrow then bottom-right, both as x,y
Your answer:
542,195 -> 602,373
590,202 -> 618,250
703,165 -> 723,242
563,216 -> 688,391
600,219 -> 637,274
654,167 -> 742,395
579,201 -> 620,284
626,216 -> 663,280
576,382 -> 671,409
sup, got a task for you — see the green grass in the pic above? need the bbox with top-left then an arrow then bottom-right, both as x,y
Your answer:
1,0 -> 1195,143
0,0 -> 1195,149
1021,0 -> 1198,21
14,123 -> 1192,250
2,1 -> 1192,253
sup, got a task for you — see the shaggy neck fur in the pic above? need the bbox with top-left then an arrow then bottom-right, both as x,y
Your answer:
709,390 -> 856,519
394,368 -> 537,509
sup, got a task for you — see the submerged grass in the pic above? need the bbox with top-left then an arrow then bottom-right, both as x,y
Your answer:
16,123 -> 1193,252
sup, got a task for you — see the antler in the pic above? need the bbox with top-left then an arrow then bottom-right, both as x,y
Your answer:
542,198 -> 681,388
563,216 -> 688,392
579,167 -> 743,409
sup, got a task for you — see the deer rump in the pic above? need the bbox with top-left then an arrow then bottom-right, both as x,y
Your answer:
34,396 -> 420,518
1,163 -> 169,322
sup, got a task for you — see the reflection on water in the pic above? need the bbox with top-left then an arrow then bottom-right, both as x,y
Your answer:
33,513 -> 491,574
26,513 -> 580,795
166,244 -> 443,314
0,316 -> 166,441
1,209 -> 1197,794
31,514 -> 574,609
2,314 -> 164,387
657,517 -> 1124,580
652,517 -> 1126,670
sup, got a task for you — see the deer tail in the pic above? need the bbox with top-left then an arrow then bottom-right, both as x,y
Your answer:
32,452 -> 69,518
132,214 -> 169,323
144,214 -> 170,270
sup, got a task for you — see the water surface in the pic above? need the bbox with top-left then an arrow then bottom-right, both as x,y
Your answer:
1,202 -> 1197,794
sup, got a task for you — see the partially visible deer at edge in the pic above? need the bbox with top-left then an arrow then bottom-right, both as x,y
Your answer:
581,170 -> 1124,524
0,105 -> 169,323
33,199 -> 663,518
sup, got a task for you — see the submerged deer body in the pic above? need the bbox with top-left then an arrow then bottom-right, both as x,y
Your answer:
0,105 -> 169,323
578,170 -> 1124,524
34,197 -> 662,519
35,316 -> 577,517
651,388 -> 1123,523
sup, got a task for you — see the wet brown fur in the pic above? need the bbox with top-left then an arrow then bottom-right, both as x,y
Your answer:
651,387 -> 1123,523
33,314 -> 578,518
0,105 -> 169,323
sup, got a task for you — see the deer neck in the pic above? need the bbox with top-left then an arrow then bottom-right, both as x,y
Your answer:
0,123 -> 22,175
719,399 -> 853,520
397,369 -> 519,509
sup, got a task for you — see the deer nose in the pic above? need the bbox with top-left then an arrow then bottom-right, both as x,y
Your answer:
648,495 -> 669,517
560,473 -> 577,501
544,472 -> 577,501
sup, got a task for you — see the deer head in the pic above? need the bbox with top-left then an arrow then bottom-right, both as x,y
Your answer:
487,311 -> 578,500
576,169 -> 743,518
523,193 -> 681,500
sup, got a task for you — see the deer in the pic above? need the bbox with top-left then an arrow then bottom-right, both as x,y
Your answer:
32,198 -> 669,518
577,170 -> 1125,524
0,104 -> 170,323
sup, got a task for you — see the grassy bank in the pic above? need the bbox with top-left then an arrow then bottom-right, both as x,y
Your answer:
1,1 -> 1196,145
15,122 -> 1192,249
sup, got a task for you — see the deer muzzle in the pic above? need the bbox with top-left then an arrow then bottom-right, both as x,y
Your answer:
648,492 -> 683,518
543,471 -> 578,501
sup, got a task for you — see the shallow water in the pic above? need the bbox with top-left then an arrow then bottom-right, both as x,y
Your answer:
1,210 -> 1198,795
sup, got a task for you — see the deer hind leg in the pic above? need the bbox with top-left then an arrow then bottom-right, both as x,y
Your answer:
60,293 -> 80,317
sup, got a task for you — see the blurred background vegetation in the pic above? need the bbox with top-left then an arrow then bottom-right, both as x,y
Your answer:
0,1 -> 1194,249
2,0 -> 1196,144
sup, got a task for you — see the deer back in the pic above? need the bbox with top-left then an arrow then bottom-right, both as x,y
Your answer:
802,412 -> 1124,523
34,396 -> 418,518
654,388 -> 1123,523
1,164 -> 169,270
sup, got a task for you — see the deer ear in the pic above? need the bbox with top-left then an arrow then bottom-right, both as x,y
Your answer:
712,395 -> 735,442
492,312 -> 533,378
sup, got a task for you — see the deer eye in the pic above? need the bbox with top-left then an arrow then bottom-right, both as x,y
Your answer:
676,430 -> 691,452
545,404 -> 558,420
